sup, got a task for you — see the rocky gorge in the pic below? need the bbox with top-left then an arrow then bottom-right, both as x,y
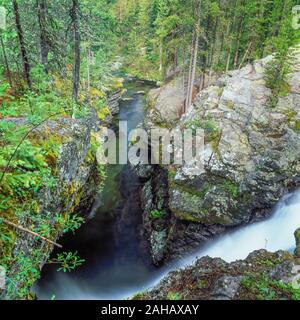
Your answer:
2,54 -> 299,300
136,52 -> 300,267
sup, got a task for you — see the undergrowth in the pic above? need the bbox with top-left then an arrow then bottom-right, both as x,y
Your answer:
0,66 -> 111,299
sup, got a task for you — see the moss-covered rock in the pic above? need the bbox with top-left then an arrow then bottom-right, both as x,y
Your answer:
134,250 -> 300,300
0,115 -> 104,300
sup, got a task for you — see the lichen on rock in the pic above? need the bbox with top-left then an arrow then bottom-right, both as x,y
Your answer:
0,112 -> 105,300
137,52 -> 300,264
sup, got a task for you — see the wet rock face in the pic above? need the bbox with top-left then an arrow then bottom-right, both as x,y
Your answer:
135,250 -> 298,300
140,53 -> 300,264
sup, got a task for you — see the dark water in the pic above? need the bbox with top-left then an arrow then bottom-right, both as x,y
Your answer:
35,81 -> 159,300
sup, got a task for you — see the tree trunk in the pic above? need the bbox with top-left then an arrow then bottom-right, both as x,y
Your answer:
185,34 -> 195,112
87,45 -> 91,103
185,0 -> 201,112
71,0 -> 80,102
226,48 -> 231,73
159,38 -> 163,76
37,0 -> 49,73
12,0 -> 32,89
0,35 -> 13,87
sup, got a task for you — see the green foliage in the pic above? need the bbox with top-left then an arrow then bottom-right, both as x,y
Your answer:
265,15 -> 300,108
49,251 -> 85,273
167,292 -> 182,300
150,209 -> 167,219
56,213 -> 84,234
0,0 -> 299,301
242,276 -> 300,300
3,251 -> 42,300
30,65 -> 51,93
114,0 -> 300,81
222,179 -> 239,199
185,116 -> 220,144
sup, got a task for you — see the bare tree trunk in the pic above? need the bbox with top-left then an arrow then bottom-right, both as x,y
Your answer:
71,0 -> 80,102
238,42 -> 253,70
233,15 -> 244,68
185,0 -> 201,112
159,38 -> 163,76
189,33 -> 199,98
37,0 -> 49,73
86,45 -> 91,103
226,48 -> 231,72
12,0 -> 32,89
185,34 -> 195,112
0,35 -> 13,87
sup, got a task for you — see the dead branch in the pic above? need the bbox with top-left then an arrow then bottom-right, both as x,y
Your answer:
1,218 -> 62,248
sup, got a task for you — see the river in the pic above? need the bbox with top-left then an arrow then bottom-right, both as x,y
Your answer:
35,80 -> 300,300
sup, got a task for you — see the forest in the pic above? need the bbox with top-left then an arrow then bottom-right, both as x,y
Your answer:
0,0 -> 300,302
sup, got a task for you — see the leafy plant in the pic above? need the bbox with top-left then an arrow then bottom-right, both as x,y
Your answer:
241,276 -> 300,300
49,251 -> 85,273
150,209 -> 167,219
56,213 -> 84,234
167,292 -> 182,300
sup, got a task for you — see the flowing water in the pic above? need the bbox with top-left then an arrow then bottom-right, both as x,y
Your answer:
35,81 -> 300,300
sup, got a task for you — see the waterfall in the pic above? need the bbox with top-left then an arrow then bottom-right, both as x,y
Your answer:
146,190 -> 300,296
182,190 -> 300,266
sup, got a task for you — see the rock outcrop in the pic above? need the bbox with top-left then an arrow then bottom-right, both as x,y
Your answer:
139,52 -> 300,264
107,88 -> 123,115
134,250 -> 300,300
0,114 -> 102,300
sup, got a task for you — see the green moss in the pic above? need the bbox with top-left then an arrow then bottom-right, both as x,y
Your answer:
172,208 -> 209,222
150,209 -> 167,219
198,279 -> 209,289
225,100 -> 235,109
168,167 -> 177,180
169,179 -> 210,200
293,120 -> 300,132
132,292 -> 148,300
184,116 -> 221,144
167,292 -> 182,300
221,179 -> 239,199
283,110 -> 297,120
